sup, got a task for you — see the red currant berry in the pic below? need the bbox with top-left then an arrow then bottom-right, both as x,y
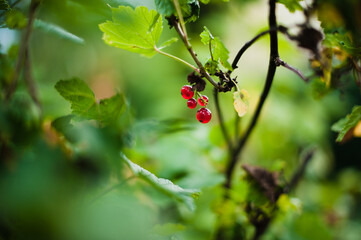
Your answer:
198,95 -> 208,106
187,98 -> 197,109
196,108 -> 212,124
181,85 -> 194,99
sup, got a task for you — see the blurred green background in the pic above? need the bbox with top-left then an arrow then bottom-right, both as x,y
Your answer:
1,0 -> 361,239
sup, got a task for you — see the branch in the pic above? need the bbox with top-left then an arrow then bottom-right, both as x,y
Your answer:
214,89 -> 233,153
169,17 -> 220,89
285,148 -> 314,193
5,0 -> 40,101
275,57 -> 309,82
225,0 -> 279,189
24,47 -> 41,110
231,28 -> 277,70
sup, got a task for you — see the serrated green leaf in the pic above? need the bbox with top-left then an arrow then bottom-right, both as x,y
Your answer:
99,6 -> 162,57
332,106 -> 361,142
204,58 -> 218,75
121,153 -> 200,211
200,26 -> 232,71
34,19 -> 85,45
55,78 -> 125,125
277,0 -> 303,13
5,9 -> 27,29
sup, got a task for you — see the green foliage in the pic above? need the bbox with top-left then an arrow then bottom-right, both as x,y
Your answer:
332,106 -> 361,142
0,0 -> 9,10
34,19 -> 85,44
99,6 -> 167,57
55,78 -> 125,125
154,0 -> 200,22
277,0 -> 302,13
324,33 -> 361,56
122,154 -> 200,210
200,26 -> 232,71
5,9 -> 27,29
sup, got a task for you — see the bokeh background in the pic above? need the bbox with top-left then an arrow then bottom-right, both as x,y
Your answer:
1,0 -> 361,239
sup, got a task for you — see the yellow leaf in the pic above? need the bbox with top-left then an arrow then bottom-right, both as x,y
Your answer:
353,120 -> 361,138
233,89 -> 249,117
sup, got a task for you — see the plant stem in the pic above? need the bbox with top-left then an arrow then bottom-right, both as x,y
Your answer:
24,47 -> 42,111
154,46 -> 199,73
231,28 -> 277,70
170,18 -> 220,89
5,0 -> 40,101
225,0 -> 279,189
173,0 -> 188,41
214,89 -> 233,153
275,57 -> 309,82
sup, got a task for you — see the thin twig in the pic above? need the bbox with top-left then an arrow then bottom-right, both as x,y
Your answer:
90,176 -> 136,203
225,0 -> 279,189
275,57 -> 309,82
24,47 -> 41,110
214,88 -> 233,153
285,148 -> 315,193
5,0 -> 40,100
169,18 -> 220,89
231,28 -> 278,70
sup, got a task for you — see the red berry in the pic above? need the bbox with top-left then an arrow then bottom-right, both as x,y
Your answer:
187,98 -> 197,109
181,85 -> 194,99
198,95 -> 208,106
196,108 -> 211,123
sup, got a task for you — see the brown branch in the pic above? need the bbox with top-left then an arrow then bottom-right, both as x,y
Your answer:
275,57 -> 309,82
5,0 -> 40,101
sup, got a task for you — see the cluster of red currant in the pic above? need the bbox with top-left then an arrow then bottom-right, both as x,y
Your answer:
181,85 -> 212,124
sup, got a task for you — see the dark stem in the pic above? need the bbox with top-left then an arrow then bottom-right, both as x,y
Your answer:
24,47 -> 41,110
231,28 -> 277,70
225,0 -> 279,189
214,89 -> 233,153
275,57 -> 309,82
5,0 -> 40,101
285,148 -> 314,193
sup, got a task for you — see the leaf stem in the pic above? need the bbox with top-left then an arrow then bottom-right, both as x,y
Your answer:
154,46 -> 199,73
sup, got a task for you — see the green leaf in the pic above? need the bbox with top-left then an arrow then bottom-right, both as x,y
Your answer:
5,9 -> 27,29
277,0 -> 303,13
0,0 -> 9,10
99,6 -> 163,57
121,153 -> 200,211
34,19 -> 85,45
55,78 -> 125,125
332,106 -> 361,142
154,0 -> 200,22
324,33 -> 361,56
200,26 -> 232,71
